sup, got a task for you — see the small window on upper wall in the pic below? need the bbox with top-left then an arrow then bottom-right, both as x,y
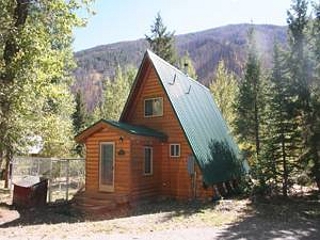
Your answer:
170,144 -> 180,157
144,97 -> 163,117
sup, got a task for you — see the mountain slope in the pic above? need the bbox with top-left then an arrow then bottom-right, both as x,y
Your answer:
73,24 -> 287,111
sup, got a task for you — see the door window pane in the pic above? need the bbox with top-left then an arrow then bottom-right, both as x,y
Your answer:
100,143 -> 114,185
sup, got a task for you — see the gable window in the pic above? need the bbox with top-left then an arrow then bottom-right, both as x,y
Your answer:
144,97 -> 163,117
170,144 -> 180,157
144,147 -> 153,175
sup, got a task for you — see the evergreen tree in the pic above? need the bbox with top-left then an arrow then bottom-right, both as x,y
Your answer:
209,60 -> 238,132
287,0 -> 310,106
263,42 -> 300,196
286,0 -> 311,193
178,52 -> 198,80
303,2 -> 320,191
73,91 -> 88,134
145,12 -> 177,65
234,27 -> 263,159
72,91 -> 88,156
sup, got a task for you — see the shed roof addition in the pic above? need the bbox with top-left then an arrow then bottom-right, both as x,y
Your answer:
75,119 -> 167,143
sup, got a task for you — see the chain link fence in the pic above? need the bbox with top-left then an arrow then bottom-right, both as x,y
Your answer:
11,157 -> 85,202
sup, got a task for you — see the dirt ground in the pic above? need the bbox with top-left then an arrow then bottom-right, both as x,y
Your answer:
0,191 -> 320,240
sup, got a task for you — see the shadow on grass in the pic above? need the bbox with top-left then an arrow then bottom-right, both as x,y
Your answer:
1,191 -> 319,240
130,198 -> 221,222
215,192 -> 320,240
0,197 -> 222,227
0,202 -> 85,228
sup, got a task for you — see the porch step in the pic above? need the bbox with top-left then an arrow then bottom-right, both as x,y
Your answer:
71,191 -> 130,215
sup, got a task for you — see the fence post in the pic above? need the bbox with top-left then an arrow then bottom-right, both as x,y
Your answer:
37,158 -> 40,176
48,158 -> 52,203
66,159 -> 69,201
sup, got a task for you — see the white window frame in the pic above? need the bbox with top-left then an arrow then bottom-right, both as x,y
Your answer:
144,146 -> 153,175
144,97 -> 163,117
170,144 -> 180,158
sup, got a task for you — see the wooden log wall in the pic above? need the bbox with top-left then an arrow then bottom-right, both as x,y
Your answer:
123,64 -> 214,200
129,136 -> 162,201
85,125 -> 131,194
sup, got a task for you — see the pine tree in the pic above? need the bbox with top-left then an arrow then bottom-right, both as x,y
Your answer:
286,0 -> 312,193
303,2 -> 320,191
264,42 -> 301,196
287,0 -> 310,106
209,60 -> 238,132
145,12 -> 177,65
73,91 -> 88,134
72,91 -> 88,156
234,27 -> 263,159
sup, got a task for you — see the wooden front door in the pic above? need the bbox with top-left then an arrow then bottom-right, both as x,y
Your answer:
99,142 -> 115,192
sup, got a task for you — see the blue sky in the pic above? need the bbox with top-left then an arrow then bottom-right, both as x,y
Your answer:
73,0 -> 292,51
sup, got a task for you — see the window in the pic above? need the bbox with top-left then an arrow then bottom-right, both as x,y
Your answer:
144,147 -> 153,175
144,97 -> 163,117
170,144 -> 180,157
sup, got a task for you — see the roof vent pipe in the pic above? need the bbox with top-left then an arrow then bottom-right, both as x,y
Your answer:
183,63 -> 189,77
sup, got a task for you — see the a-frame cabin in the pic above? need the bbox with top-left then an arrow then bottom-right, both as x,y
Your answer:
75,50 -> 248,211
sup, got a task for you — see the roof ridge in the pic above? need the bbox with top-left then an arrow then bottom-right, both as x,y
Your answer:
146,49 -> 210,92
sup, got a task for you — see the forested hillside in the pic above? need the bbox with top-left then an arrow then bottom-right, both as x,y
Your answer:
73,24 -> 287,111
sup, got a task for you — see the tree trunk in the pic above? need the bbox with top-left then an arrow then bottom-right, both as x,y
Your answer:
254,97 -> 260,157
281,129 -> 288,197
0,0 -> 30,189
3,0 -> 30,77
253,73 -> 260,158
282,158 -> 288,197
316,179 -> 320,192
4,158 -> 10,189
312,141 -> 320,192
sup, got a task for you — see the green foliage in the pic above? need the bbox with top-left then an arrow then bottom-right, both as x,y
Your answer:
145,12 -> 177,65
234,27 -> 264,160
302,2 -> 320,190
250,0 -> 320,196
73,91 -> 88,134
209,60 -> 238,132
0,0 -> 93,186
91,66 -> 137,122
72,90 -> 89,156
260,42 -> 301,196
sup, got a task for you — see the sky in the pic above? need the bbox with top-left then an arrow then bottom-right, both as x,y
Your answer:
73,0 -> 293,52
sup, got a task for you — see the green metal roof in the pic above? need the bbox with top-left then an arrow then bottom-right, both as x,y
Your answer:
146,50 -> 249,184
104,119 -> 167,140
75,119 -> 167,142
